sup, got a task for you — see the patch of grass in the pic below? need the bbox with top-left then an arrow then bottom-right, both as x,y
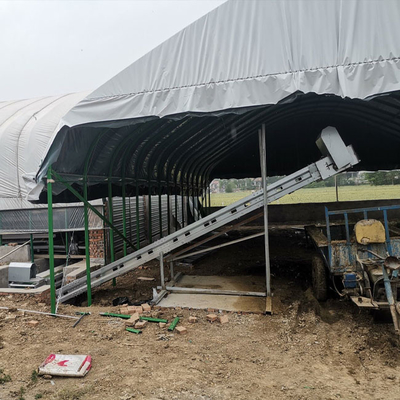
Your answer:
31,369 -> 38,383
210,185 -> 400,206
0,369 -> 11,384
18,386 -> 25,400
56,387 -> 89,400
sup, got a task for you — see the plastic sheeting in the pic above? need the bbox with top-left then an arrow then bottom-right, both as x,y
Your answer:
30,0 -> 400,201
0,92 -> 89,202
54,0 -> 400,128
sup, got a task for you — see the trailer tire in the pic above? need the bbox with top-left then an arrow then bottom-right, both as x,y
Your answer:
312,255 -> 328,301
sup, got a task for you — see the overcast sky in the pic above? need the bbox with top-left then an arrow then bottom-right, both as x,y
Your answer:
0,0 -> 225,101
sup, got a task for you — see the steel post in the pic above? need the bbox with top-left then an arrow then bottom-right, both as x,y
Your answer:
167,186 -> 171,235
47,166 -> 56,314
136,183 -> 140,249
158,184 -> 163,239
108,181 -> 116,286
84,178 -> 92,305
148,183 -> 152,244
64,208 -> 69,255
30,234 -> 34,263
122,180 -> 128,257
160,252 -> 165,289
259,124 -> 272,310
174,184 -> 178,232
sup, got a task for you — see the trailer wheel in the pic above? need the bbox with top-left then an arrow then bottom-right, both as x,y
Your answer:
312,255 -> 328,301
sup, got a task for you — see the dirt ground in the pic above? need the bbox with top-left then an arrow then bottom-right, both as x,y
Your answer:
1,228 -> 400,400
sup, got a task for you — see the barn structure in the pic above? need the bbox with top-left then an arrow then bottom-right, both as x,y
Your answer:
1,0 -> 400,313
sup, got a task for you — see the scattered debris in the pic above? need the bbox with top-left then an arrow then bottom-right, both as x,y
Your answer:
134,320 -> 147,329
137,277 -> 155,281
159,322 -> 167,328
218,315 -> 229,324
126,328 -> 142,335
27,320 -> 39,327
168,317 -> 180,331
0,307 -> 79,322
139,316 -> 168,323
100,312 -> 131,319
175,326 -> 187,335
73,312 -> 90,328
38,354 -> 92,377
142,303 -> 152,312
127,305 -> 143,315
112,297 -> 130,306
188,316 -> 198,323
125,313 -> 140,326
206,314 -> 218,322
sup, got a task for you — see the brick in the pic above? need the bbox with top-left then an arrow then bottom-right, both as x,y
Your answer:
134,320 -> 147,329
142,303 -> 151,312
159,322 -> 166,328
218,315 -> 229,324
27,320 -> 39,327
127,306 -> 143,315
188,316 -> 198,323
206,314 -> 218,322
125,313 -> 140,326
175,326 -> 187,335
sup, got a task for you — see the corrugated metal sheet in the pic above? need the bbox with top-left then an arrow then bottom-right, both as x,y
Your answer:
112,196 -> 146,256
0,205 -> 103,234
150,195 -> 169,240
110,194 -> 193,258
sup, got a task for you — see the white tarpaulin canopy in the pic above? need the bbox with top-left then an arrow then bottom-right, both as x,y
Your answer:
0,92 -> 88,208
1,0 -> 399,203
58,0 -> 400,128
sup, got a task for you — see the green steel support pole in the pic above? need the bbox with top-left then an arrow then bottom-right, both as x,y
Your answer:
51,170 -> 136,251
103,204 -> 107,265
136,184 -> 140,249
108,181 -> 116,286
122,179 -> 127,257
84,178 -> 92,306
148,183 -> 152,244
47,166 -> 56,314
30,234 -> 34,263
158,184 -> 163,239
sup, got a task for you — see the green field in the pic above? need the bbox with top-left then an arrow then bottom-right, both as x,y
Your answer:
210,185 -> 400,206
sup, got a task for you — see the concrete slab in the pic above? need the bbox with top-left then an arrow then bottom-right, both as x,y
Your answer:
158,275 -> 266,313
158,293 -> 265,313
0,265 -> 8,288
65,261 -> 101,283
175,275 -> 265,291
0,285 -> 50,294
0,245 -> 30,263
